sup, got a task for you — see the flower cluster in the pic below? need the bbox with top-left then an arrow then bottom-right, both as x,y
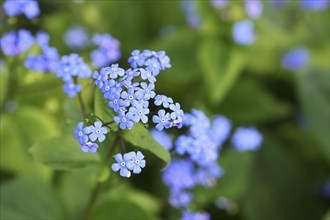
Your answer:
3,0 -> 39,19
0,29 -> 34,56
90,34 -> 121,68
56,54 -> 92,97
231,127 -> 263,151
281,47 -> 309,71
74,121 -> 108,153
111,151 -> 146,178
181,211 -> 210,220
25,45 -> 59,73
151,109 -> 263,218
93,50 -> 184,131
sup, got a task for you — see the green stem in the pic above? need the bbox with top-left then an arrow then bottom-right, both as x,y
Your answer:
81,134 -> 120,220
103,121 -> 115,126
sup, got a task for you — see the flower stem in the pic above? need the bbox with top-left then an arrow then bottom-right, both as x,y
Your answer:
81,134 -> 120,220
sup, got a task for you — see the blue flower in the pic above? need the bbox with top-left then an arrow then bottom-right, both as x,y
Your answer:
62,80 -> 81,98
155,51 -> 171,71
181,211 -> 210,220
108,92 -> 122,112
111,153 -> 132,178
169,190 -> 193,208
120,89 -> 138,107
169,103 -> 184,121
150,129 -> 173,150
245,0 -> 263,19
106,64 -> 125,79
154,95 -> 173,108
101,79 -> 116,99
25,46 -> 59,73
208,115 -> 232,146
93,68 -> 109,88
181,0 -> 201,28
88,121 -> 108,142
126,151 -> 146,174
1,29 -> 34,56
195,163 -> 223,187
282,47 -> 309,71
128,50 -> 146,68
64,26 -> 89,50
129,104 -> 150,123
300,0 -> 329,11
140,68 -> 156,83
137,82 -> 156,100
175,135 -> 193,155
211,0 -> 229,8
91,33 -> 121,68
232,20 -> 255,45
3,0 -> 40,19
162,159 -> 196,190
114,111 -> 134,130
36,31 -> 50,47
81,142 -> 98,153
152,109 -> 171,131
73,122 -> 91,145
184,109 -> 210,137
231,127 -> 263,151
56,54 -> 92,81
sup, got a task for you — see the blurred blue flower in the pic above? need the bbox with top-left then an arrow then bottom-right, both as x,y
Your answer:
231,127 -> 263,151
90,33 -> 121,68
211,0 -> 229,8
195,163 -> 223,187
126,151 -> 146,174
169,190 -> 193,208
25,46 -> 59,73
111,153 -> 132,178
300,0 -> 329,11
81,142 -> 98,153
209,115 -> 232,146
282,47 -> 309,71
245,0 -> 263,19
1,29 -> 34,56
36,31 -> 50,47
62,80 -> 81,98
181,0 -> 201,28
162,159 -> 196,190
150,129 -> 173,150
3,0 -> 40,19
64,26 -> 89,49
232,20 -> 255,45
181,211 -> 210,220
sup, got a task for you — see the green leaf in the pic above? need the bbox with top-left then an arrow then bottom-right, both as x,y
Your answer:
0,177 -> 65,220
121,123 -> 171,167
297,68 -> 330,158
0,107 -> 59,179
198,39 -> 246,104
217,79 -> 292,125
89,199 -> 151,220
242,131 -> 326,220
29,136 -> 100,170
94,89 -> 118,131
89,183 -> 161,220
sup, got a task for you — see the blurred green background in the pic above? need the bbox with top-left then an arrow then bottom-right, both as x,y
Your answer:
1,0 -> 329,220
